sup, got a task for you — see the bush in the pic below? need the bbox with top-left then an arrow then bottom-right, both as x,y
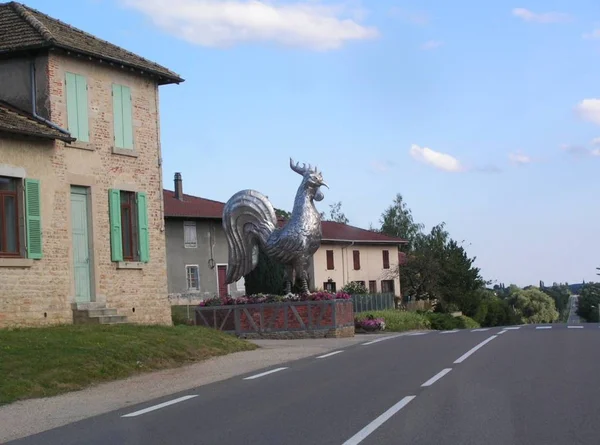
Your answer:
342,281 -> 369,294
355,310 -> 431,332
425,313 -> 480,330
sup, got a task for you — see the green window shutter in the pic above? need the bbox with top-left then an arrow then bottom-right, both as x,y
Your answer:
108,189 -> 123,262
65,72 -> 89,142
24,178 -> 42,259
65,72 -> 79,139
113,84 -> 133,149
136,192 -> 149,263
75,74 -> 89,142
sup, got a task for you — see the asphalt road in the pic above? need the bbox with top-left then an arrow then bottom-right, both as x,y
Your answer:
567,294 -> 582,324
8,324 -> 600,445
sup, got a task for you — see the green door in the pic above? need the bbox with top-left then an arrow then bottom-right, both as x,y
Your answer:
70,187 -> 92,302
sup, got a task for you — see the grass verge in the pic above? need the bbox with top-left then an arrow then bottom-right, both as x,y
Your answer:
355,310 -> 480,332
0,324 -> 257,406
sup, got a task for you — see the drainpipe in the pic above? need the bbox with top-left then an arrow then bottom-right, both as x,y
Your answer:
341,241 -> 355,287
30,61 -> 71,136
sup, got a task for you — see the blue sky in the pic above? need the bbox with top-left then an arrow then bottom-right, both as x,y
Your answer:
28,0 -> 600,287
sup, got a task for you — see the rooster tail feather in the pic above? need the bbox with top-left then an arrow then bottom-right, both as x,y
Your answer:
222,189 -> 277,285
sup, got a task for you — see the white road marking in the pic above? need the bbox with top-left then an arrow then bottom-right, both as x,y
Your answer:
440,330 -> 459,334
421,368 -> 452,387
472,328 -> 491,332
454,335 -> 497,364
568,325 -> 584,329
342,396 -> 416,445
121,395 -> 198,418
361,334 -> 404,345
504,327 -> 520,330
317,350 -> 343,359
243,367 -> 288,380
497,330 -> 507,335
536,326 -> 552,329
406,332 -> 428,336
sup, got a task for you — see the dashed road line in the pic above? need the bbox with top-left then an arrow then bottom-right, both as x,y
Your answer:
361,334 -> 404,345
421,368 -> 452,387
342,396 -> 416,445
497,330 -> 507,335
504,327 -> 521,330
454,335 -> 497,364
316,350 -> 344,359
406,332 -> 428,336
440,330 -> 459,334
536,326 -> 552,330
472,328 -> 491,332
243,367 -> 288,380
567,325 -> 584,329
121,395 -> 198,418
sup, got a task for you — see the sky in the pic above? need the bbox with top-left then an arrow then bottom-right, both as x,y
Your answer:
26,0 -> 600,287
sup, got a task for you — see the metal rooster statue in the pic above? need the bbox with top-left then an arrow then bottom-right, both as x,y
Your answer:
222,158 -> 328,294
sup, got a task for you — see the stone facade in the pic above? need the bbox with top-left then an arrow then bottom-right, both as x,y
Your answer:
0,51 -> 176,327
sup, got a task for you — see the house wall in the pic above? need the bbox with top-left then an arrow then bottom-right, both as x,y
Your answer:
165,217 -> 245,304
310,243 -> 402,296
0,52 -> 171,327
0,54 -> 51,118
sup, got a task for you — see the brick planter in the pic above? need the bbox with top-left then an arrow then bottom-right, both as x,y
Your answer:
195,299 -> 354,339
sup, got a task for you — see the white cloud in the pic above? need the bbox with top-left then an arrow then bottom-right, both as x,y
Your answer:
120,0 -> 379,51
512,8 -> 572,23
508,151 -> 532,164
592,148 -> 600,156
575,99 -> 600,125
409,144 -> 464,172
592,137 -> 600,146
583,29 -> 600,40
420,40 -> 443,50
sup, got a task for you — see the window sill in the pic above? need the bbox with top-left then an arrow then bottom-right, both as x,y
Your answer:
117,261 -> 144,270
112,147 -> 138,158
67,141 -> 94,151
0,258 -> 34,268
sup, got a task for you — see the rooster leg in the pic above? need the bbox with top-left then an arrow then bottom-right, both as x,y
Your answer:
296,263 -> 310,295
283,265 -> 294,295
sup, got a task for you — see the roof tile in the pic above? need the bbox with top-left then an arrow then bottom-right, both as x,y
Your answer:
0,100 -> 74,141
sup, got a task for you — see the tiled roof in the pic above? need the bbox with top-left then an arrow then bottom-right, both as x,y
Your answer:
163,189 -> 407,244
0,2 -> 184,85
0,100 -> 74,141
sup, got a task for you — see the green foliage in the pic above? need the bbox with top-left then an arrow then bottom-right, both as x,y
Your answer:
540,283 -> 571,321
354,310 -> 431,332
576,282 -> 600,322
320,201 -> 349,224
425,313 -> 480,330
243,249 -> 286,295
342,281 -> 368,294
507,286 -> 559,324
473,294 -> 520,327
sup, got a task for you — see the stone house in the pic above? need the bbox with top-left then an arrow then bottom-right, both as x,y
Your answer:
0,2 -> 183,327
163,173 -> 407,304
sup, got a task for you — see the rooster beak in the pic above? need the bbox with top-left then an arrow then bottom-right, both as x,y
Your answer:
320,181 -> 329,189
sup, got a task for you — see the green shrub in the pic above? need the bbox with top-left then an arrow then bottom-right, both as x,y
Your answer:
424,313 -> 480,330
355,310 -> 431,332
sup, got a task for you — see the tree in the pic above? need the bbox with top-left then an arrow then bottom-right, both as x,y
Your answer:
576,282 -> 600,322
540,283 -> 571,320
379,193 -> 424,249
507,286 -> 559,324
321,201 -> 349,224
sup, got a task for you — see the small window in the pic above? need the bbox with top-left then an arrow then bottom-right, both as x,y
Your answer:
324,281 -> 337,292
381,279 -> 395,294
353,250 -> 360,270
186,265 -> 200,290
0,176 -> 20,256
369,280 -> 377,293
183,221 -> 197,248
382,250 -> 390,269
326,250 -> 334,270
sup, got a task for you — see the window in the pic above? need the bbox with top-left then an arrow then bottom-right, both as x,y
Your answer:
369,280 -> 377,294
352,250 -> 360,270
326,249 -> 334,270
382,249 -> 390,269
186,265 -> 200,290
381,280 -> 395,294
65,72 -> 89,142
109,189 -> 149,263
112,84 -> 134,149
324,281 -> 336,292
0,176 -> 42,259
183,221 -> 197,248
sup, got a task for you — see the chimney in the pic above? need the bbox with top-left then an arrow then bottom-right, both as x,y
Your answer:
174,172 -> 183,201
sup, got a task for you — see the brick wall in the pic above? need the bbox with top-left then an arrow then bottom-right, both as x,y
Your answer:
0,51 -> 172,327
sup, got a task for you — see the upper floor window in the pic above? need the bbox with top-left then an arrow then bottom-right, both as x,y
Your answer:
326,249 -> 334,270
65,72 -> 89,142
112,84 -> 134,149
184,221 -> 197,248
382,249 -> 390,269
0,176 -> 42,259
352,250 -> 360,270
109,189 -> 149,263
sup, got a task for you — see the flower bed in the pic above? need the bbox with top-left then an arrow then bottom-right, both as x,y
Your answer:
355,314 -> 386,332
195,292 -> 354,339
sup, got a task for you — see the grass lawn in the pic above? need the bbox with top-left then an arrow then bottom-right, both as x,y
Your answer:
0,324 -> 257,406
355,310 -> 480,332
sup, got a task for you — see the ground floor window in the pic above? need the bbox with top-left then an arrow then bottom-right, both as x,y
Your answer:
381,279 -> 395,294
186,265 -> 200,290
324,281 -> 337,293
109,189 -> 149,263
0,176 -> 19,256
369,280 -> 377,293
